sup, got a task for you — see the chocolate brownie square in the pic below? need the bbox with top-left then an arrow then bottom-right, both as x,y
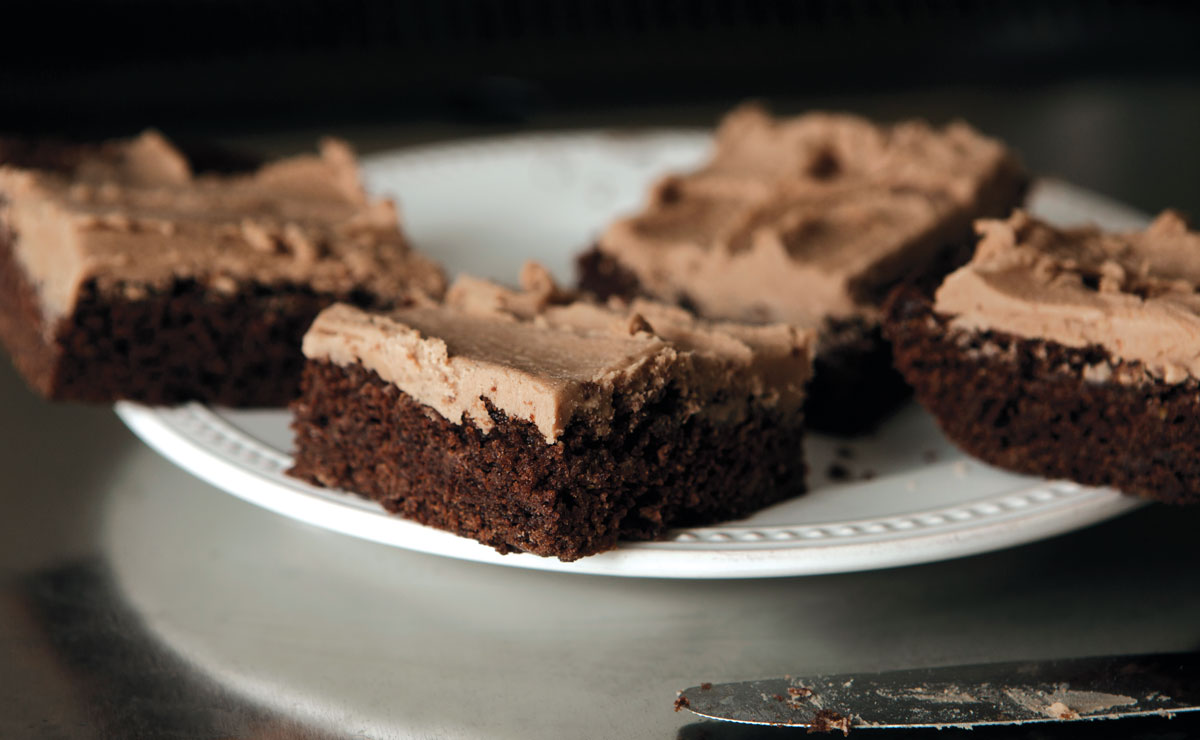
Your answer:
885,210 -> 1200,504
289,265 -> 813,560
0,131 -> 445,406
578,104 -> 1028,434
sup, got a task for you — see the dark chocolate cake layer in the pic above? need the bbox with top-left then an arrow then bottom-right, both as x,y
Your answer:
805,317 -> 912,436
884,288 -> 1200,505
0,223 -> 388,405
289,360 -> 807,561
55,282 -> 386,407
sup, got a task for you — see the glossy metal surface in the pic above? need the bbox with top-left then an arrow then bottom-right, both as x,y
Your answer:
682,653 -> 1200,728
4,82 -> 1200,739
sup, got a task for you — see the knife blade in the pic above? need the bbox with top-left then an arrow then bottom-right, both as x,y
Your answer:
677,652 -> 1200,731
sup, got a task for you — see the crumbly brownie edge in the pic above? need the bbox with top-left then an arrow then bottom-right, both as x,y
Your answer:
883,287 -> 1200,505
0,221 -> 393,405
288,360 -> 808,561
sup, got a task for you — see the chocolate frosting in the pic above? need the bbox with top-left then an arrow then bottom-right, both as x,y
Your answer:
596,105 -> 1025,329
0,131 -> 446,327
303,265 -> 813,443
935,211 -> 1200,383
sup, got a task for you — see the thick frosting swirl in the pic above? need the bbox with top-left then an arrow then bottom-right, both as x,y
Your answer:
935,210 -> 1200,383
303,266 -> 814,443
0,131 -> 446,325
596,105 -> 1026,329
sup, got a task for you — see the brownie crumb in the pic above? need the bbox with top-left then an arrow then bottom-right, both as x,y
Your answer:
860,469 -> 877,481
921,449 -> 939,463
773,694 -> 787,702
835,446 -> 855,460
827,463 -> 851,481
788,686 -> 814,698
809,709 -> 852,736
674,694 -> 691,712
700,682 -> 713,691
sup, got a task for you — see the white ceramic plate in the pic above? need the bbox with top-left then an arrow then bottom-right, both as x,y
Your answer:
115,130 -> 1152,579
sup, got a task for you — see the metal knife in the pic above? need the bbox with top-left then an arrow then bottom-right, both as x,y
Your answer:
677,652 -> 1200,732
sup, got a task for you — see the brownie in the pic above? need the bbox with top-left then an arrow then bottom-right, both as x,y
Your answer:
289,266 -> 813,560
578,104 -> 1028,434
0,131 -> 445,406
885,211 -> 1200,504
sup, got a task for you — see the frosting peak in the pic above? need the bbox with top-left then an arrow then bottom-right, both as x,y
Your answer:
73,130 -> 193,187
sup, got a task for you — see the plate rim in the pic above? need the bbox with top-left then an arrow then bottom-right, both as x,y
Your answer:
114,400 -> 1145,579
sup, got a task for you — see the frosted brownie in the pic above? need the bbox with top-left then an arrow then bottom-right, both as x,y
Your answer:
885,211 -> 1200,504
578,105 -> 1028,434
290,265 -> 813,560
0,131 -> 445,405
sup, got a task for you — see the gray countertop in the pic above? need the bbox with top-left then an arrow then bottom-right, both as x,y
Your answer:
4,80 -> 1200,739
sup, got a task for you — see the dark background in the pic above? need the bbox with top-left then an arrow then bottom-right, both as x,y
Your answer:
4,0 -> 1200,133
5,0 -> 1200,217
